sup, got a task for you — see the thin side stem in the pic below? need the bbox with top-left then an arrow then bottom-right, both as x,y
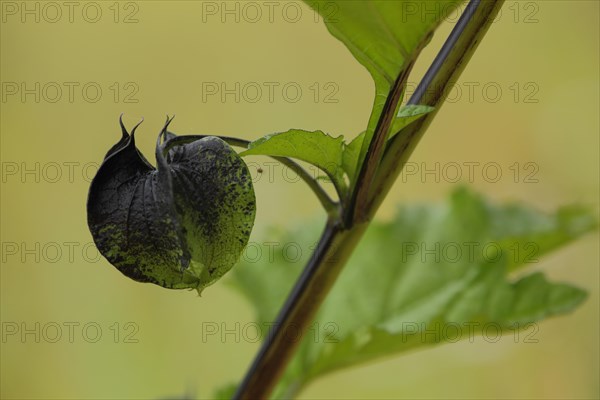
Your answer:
163,135 -> 338,216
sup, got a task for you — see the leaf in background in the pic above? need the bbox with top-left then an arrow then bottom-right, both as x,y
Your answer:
213,383 -> 237,400
342,105 -> 434,181
229,187 -> 596,397
87,117 -> 256,293
241,129 -> 347,194
306,0 -> 463,176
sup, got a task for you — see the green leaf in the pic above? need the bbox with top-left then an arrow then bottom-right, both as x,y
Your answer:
241,129 -> 347,194
213,383 -> 237,400
306,0 -> 463,176
87,117 -> 256,293
391,104 -> 435,138
229,187 -> 595,397
341,134 -> 363,183
238,107 -> 433,192
342,105 -> 434,181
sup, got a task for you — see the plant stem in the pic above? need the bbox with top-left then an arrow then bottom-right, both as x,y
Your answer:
233,0 -> 504,398
233,217 -> 370,399
368,0 -> 505,212
347,60 -> 416,225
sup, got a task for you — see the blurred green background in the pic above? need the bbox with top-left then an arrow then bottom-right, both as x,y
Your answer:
1,1 -> 598,399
